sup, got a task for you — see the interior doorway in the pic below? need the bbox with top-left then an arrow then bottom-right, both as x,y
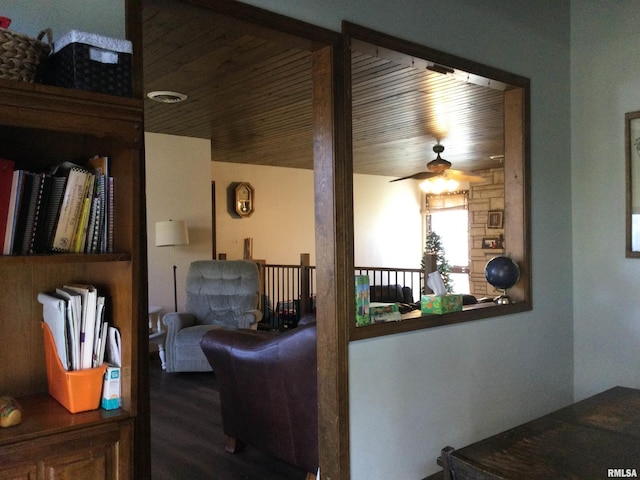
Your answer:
142,0 -> 343,477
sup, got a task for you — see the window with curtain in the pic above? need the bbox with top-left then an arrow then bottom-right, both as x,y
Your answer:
425,191 -> 470,294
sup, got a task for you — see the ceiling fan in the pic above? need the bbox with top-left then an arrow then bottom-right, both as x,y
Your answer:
390,144 -> 485,187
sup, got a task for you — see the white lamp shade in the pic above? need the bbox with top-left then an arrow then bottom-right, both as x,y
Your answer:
155,220 -> 189,247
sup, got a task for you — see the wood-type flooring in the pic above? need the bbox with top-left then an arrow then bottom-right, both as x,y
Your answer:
150,356 -> 307,480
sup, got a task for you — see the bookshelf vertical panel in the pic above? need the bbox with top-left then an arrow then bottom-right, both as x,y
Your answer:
0,265 -> 42,396
111,147 -> 137,254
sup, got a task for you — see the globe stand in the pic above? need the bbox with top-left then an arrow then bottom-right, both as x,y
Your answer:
484,256 -> 520,306
494,289 -> 515,305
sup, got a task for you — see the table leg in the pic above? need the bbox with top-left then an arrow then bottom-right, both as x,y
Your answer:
158,342 -> 166,370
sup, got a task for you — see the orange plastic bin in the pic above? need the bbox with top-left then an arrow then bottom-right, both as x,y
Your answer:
42,322 -> 106,413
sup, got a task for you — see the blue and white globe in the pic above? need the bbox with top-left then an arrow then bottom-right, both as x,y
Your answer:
484,256 -> 520,290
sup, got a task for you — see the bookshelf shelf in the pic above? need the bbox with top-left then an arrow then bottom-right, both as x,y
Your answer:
0,253 -> 132,266
0,394 -> 131,447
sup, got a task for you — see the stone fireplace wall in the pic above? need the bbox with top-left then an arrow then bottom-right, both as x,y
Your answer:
469,167 -> 505,298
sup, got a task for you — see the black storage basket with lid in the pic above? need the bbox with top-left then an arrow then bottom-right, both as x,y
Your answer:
48,31 -> 132,97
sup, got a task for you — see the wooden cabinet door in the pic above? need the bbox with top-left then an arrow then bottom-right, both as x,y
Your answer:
42,445 -> 113,480
0,419 -> 131,480
0,463 -> 37,480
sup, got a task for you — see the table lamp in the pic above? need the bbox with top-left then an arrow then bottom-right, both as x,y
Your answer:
155,219 -> 189,312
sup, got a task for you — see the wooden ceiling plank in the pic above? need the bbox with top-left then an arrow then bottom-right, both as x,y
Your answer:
143,0 -> 509,175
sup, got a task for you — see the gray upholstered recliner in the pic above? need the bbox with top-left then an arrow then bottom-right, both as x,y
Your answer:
162,260 -> 263,373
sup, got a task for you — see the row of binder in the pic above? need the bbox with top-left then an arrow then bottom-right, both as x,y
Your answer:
39,284 -> 121,371
0,156 -> 113,255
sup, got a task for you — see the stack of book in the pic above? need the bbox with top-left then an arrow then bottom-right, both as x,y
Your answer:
0,156 -> 114,255
39,284 -> 120,371
369,302 -> 402,323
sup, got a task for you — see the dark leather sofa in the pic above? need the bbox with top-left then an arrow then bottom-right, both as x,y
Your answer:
370,284 -> 414,304
200,315 -> 318,477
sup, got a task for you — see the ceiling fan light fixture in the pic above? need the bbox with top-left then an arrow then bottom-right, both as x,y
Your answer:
147,90 -> 188,104
419,176 -> 459,194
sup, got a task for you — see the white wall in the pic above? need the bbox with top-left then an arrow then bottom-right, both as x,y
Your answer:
2,1 -> 125,41
212,161 -> 316,264
353,174 -> 423,269
571,1 -> 640,400
145,133 -> 212,315
211,163 -> 424,269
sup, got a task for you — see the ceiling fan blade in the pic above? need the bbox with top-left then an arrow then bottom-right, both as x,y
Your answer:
447,169 -> 485,183
390,171 -> 439,182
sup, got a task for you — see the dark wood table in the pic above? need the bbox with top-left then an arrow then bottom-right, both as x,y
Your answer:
437,386 -> 640,480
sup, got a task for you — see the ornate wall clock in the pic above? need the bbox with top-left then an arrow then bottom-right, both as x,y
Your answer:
234,182 -> 254,217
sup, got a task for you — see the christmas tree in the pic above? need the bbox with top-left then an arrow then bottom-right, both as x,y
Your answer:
421,231 -> 453,294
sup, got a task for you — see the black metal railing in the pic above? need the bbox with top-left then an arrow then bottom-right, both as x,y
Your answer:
354,266 -> 423,303
257,254 -> 436,330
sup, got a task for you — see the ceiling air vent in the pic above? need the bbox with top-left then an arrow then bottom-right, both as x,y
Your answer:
147,91 -> 187,103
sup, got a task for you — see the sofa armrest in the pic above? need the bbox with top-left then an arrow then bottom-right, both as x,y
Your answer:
163,311 -> 196,331
242,309 -> 263,330
163,312 -> 196,349
202,328 -> 278,350
298,314 -> 316,326
201,321 -> 316,366
401,286 -> 414,304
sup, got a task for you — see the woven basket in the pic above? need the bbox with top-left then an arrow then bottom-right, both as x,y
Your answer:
0,28 -> 52,82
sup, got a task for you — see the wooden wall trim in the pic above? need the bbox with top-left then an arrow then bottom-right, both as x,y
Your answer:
182,0 -> 337,52
504,87 -> 532,305
343,21 -> 532,342
313,41 -> 352,479
126,1 -> 152,479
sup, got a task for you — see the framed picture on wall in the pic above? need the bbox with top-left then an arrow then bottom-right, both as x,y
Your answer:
482,237 -> 499,249
487,210 -> 503,228
626,111 -> 640,257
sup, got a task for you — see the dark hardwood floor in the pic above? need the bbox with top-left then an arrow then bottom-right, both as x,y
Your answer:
149,356 -> 308,480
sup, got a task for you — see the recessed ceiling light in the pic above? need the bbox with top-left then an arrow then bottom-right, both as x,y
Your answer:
147,90 -> 188,103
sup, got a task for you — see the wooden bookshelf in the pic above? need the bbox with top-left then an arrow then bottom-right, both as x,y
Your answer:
0,78 -> 143,479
